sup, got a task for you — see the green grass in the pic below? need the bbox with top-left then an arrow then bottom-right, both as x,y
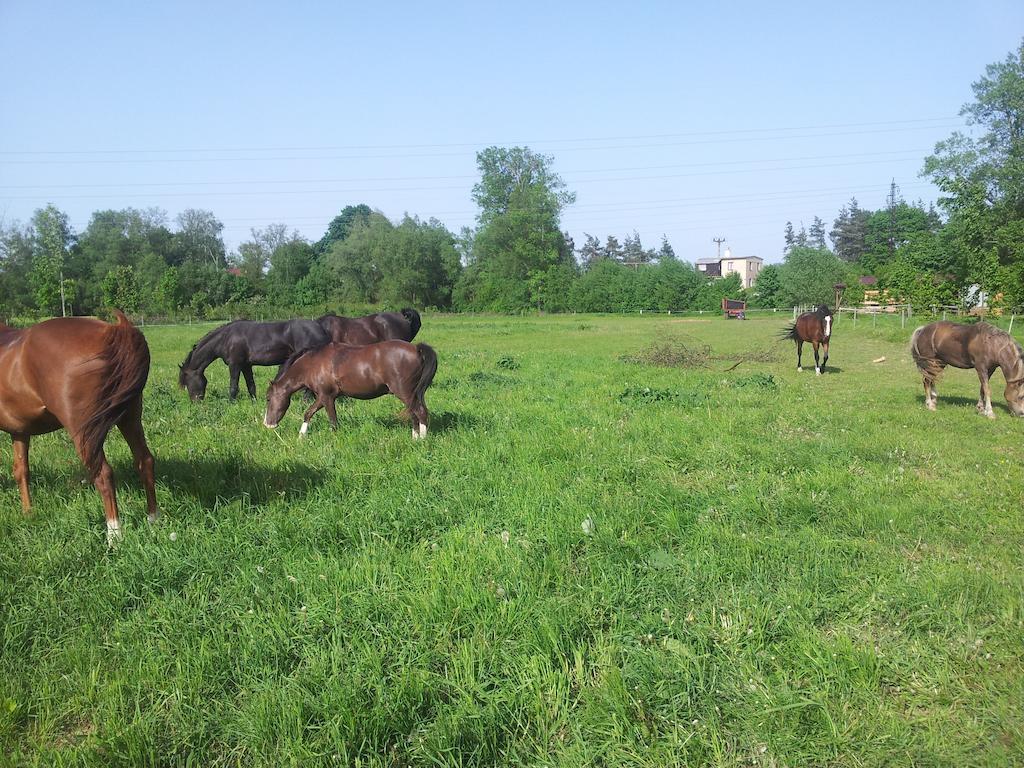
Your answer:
1,313 -> 1022,766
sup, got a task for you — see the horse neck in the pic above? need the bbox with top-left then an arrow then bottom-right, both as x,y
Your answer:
999,340 -> 1024,384
183,337 -> 220,374
277,356 -> 312,394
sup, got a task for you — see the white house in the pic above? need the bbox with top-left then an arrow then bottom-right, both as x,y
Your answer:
695,249 -> 763,289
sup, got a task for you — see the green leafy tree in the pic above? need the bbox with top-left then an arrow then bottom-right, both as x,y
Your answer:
923,39 -> 1024,306
314,204 -> 372,255
100,265 -> 141,313
776,247 -> 848,306
29,205 -> 74,315
174,209 -> 226,267
456,146 -> 575,311
751,263 -> 783,307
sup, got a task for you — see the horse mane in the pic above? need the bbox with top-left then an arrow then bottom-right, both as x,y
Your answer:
815,305 -> 832,317
178,322 -> 233,384
78,310 -> 150,478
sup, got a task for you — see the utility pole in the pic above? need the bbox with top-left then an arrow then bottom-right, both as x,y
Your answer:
713,237 -> 726,259
886,179 -> 900,260
59,269 -> 66,317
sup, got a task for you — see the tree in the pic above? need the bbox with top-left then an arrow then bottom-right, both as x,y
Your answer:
830,197 -> 870,263
471,146 -> 575,227
783,221 -> 796,252
457,146 -> 576,311
100,265 -> 141,313
751,263 -> 783,308
658,235 -> 677,262
776,246 -> 849,306
314,204 -> 372,255
808,216 -> 828,250
30,205 -> 74,315
175,209 -> 226,267
578,233 -> 603,267
0,219 -> 34,314
923,39 -> 1024,305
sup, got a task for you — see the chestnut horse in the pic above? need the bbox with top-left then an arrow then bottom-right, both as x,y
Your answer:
781,305 -> 833,375
911,321 -> 1024,418
178,319 -> 330,401
316,308 -> 421,345
0,311 -> 157,543
263,341 -> 438,438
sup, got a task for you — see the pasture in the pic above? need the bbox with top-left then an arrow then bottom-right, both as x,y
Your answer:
1,313 -> 1022,766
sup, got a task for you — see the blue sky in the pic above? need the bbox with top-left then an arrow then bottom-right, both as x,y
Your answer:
1,1 -> 1021,264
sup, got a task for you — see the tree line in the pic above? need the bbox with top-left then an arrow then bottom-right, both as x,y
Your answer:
3,41 -> 1021,319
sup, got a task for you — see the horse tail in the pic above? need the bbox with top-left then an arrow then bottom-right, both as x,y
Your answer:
910,325 -> 944,380
78,310 -> 150,479
413,343 -> 438,402
401,308 -> 422,341
779,322 -> 800,341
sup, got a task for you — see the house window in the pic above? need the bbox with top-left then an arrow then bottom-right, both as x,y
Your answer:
727,261 -> 733,271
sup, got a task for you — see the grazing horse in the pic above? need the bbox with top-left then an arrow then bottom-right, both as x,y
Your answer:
263,341 -> 438,439
316,308 -> 421,345
0,311 -> 157,543
910,321 -> 1024,418
178,319 -> 330,401
781,305 -> 833,375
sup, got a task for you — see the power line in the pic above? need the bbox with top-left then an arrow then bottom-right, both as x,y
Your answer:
0,116 -> 962,156
0,124 -> 965,165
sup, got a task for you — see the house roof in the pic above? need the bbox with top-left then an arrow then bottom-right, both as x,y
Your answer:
859,275 -> 878,286
695,258 -> 721,265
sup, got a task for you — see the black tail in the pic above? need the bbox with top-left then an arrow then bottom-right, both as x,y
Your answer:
79,310 -> 150,478
401,308 -> 422,341
413,343 -> 437,402
779,322 -> 800,341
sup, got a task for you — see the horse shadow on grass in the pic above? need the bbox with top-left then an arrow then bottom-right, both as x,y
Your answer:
154,455 -> 325,508
915,394 -> 1014,415
370,409 -> 484,434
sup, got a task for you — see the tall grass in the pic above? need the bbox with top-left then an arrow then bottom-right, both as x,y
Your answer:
1,314 -> 1022,766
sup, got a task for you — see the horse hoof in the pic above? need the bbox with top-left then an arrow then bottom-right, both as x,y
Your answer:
815,368 -> 821,376
797,366 -> 802,372
106,521 -> 122,547
926,403 -> 936,412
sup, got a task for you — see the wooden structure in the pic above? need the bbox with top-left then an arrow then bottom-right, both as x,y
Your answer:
721,298 -> 747,319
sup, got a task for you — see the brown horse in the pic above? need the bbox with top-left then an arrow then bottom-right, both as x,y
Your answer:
316,308 -> 421,345
781,305 -> 833,375
0,311 -> 157,543
911,321 -> 1024,418
263,341 -> 438,438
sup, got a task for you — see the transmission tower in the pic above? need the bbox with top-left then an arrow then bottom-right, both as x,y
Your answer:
886,179 -> 900,258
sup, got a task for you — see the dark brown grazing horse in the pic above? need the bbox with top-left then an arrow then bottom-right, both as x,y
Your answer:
316,308 -> 421,345
263,341 -> 438,438
179,318 -> 330,401
911,321 -> 1024,418
781,305 -> 833,375
0,311 -> 157,543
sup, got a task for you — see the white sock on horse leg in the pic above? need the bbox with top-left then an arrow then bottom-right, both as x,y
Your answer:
299,421 -> 309,436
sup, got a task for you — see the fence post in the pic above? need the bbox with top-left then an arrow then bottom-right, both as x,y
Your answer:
1010,314 -> 1016,335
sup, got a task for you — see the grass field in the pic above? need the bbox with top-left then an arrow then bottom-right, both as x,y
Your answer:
1,312 -> 1022,766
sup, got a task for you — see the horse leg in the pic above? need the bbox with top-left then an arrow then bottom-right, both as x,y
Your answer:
821,341 -> 829,373
228,363 -> 241,401
92,453 -> 122,545
812,340 -> 821,375
796,340 -> 803,372
324,396 -> 339,431
300,396 -> 324,437
977,368 -> 995,418
117,398 -> 158,524
242,365 -> 257,400
412,396 -> 429,439
12,434 -> 31,513
923,374 -> 937,411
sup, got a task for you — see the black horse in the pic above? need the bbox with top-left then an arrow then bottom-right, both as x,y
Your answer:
316,308 -> 421,345
178,319 -> 330,400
